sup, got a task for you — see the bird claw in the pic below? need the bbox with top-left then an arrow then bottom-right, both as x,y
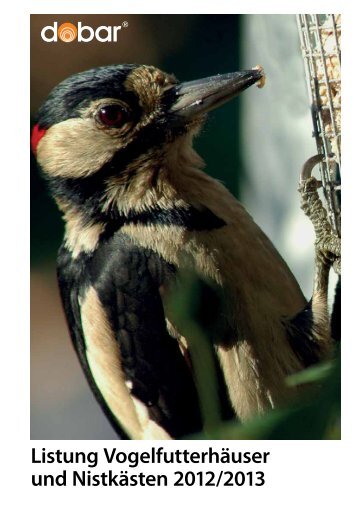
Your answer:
315,239 -> 338,265
299,176 -> 322,194
315,235 -> 341,274
299,155 -> 341,275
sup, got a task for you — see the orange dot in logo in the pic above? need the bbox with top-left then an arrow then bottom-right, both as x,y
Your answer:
58,22 -> 78,43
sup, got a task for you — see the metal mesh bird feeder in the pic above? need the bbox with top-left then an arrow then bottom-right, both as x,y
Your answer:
297,14 -> 341,238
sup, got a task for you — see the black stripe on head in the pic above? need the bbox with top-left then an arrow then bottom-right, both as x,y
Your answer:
37,64 -> 140,128
39,65 -> 195,223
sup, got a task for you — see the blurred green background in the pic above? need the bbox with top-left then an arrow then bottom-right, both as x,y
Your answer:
31,14 -> 340,439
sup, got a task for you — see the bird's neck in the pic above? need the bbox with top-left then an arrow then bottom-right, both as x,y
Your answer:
55,135 -> 207,257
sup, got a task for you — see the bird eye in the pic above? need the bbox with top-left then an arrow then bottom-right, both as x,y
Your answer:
97,104 -> 127,128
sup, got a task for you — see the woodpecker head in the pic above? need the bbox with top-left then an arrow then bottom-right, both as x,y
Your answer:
32,64 -> 263,221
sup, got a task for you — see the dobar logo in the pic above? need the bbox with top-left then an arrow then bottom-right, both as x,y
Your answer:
41,21 -> 127,43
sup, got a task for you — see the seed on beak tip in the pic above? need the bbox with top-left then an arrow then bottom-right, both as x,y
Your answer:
253,65 -> 266,88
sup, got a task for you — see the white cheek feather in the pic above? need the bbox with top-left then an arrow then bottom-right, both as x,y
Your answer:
37,118 -> 123,179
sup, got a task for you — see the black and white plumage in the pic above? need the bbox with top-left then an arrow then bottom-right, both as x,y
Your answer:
32,64 -> 334,439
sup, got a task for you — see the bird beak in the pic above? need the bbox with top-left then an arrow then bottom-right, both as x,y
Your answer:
169,68 -> 264,120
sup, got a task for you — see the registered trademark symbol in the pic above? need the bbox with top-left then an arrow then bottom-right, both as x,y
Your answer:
122,21 -> 128,28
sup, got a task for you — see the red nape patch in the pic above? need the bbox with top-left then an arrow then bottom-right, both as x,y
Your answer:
31,124 -> 47,155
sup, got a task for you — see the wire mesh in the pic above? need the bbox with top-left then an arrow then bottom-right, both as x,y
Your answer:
297,14 -> 341,237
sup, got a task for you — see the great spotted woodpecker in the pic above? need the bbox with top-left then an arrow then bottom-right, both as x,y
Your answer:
32,64 -> 334,439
